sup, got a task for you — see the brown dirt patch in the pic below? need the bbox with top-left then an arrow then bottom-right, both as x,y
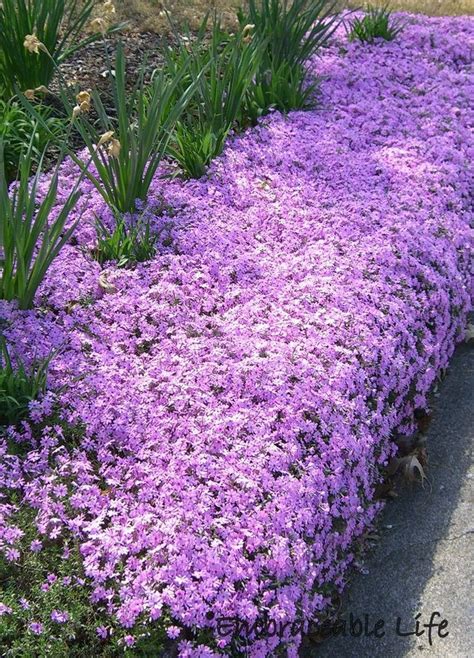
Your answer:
114,0 -> 473,34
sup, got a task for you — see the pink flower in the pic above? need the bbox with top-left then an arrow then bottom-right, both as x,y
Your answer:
5,548 -> 20,562
96,626 -> 108,639
166,625 -> 181,639
51,610 -> 69,623
1,14 -> 473,658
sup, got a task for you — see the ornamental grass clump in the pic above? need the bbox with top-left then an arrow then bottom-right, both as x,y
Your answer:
0,96 -> 67,182
0,0 -> 123,97
26,42 -> 203,213
348,5 -> 405,44
243,56 -> 319,122
93,215 -> 158,267
0,140 -> 81,310
71,44 -> 201,213
0,336 -> 53,426
237,0 -> 340,115
164,15 -> 265,178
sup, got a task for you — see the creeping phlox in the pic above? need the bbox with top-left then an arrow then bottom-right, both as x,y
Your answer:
1,14 -> 473,658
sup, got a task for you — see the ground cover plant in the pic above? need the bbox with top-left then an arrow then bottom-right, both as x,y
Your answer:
0,8 -> 473,658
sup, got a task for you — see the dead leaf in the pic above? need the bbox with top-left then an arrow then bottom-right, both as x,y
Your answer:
465,323 -> 474,342
98,272 -> 117,294
400,454 -> 427,486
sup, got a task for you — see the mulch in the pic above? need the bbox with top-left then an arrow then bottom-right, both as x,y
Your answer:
38,30 -> 173,161
59,30 -> 171,93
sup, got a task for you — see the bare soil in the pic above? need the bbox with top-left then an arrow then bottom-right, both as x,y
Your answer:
115,0 -> 473,33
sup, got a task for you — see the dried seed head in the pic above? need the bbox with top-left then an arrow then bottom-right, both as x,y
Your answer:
103,1 -> 116,15
242,24 -> 255,37
74,91 -> 91,114
24,89 -> 36,101
23,34 -> 45,54
76,90 -> 91,105
89,17 -> 108,35
97,130 -> 115,147
107,138 -> 121,158
98,272 -> 117,294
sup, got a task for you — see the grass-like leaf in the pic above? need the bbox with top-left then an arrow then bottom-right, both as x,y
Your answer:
0,97 -> 67,182
23,42 -> 206,213
348,5 -> 405,44
92,214 -> 158,267
0,137 -> 81,309
238,0 -> 340,69
0,335 -> 54,426
237,0 -> 339,115
0,0 -> 124,96
164,13 -> 265,177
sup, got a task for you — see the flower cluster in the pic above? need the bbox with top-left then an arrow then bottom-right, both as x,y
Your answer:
1,14 -> 473,657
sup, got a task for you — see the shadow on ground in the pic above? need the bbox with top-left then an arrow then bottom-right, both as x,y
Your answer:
302,338 -> 474,658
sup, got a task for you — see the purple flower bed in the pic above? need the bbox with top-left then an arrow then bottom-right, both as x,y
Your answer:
1,14 -> 473,657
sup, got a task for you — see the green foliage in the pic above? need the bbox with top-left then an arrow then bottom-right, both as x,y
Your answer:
172,123 -> 220,180
0,507 -> 117,657
238,0 -> 340,68
0,97 -> 67,182
0,476 -> 172,656
164,15 -> 264,178
0,139 -> 81,309
237,0 -> 340,114
0,336 -> 53,426
0,50 -> 7,98
25,43 -> 202,213
243,59 -> 318,123
93,215 -> 158,267
73,43 -> 199,213
0,0 -> 123,96
348,5 -> 405,43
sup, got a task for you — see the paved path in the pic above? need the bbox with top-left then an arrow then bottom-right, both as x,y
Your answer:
303,339 -> 474,658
